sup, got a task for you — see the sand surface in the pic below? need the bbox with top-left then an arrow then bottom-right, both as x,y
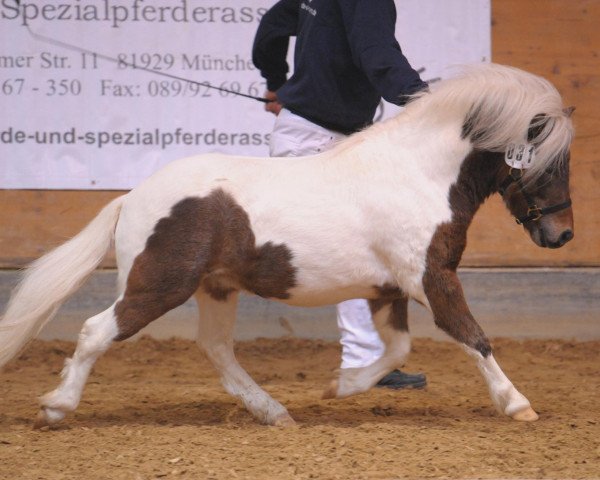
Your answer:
1,336 -> 598,479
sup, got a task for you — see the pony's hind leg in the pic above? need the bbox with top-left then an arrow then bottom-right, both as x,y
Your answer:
36,271 -> 198,428
35,304 -> 119,428
323,296 -> 412,399
194,290 -> 295,426
35,226 -> 203,427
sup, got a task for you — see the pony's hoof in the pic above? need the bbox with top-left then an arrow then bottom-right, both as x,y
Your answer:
272,413 -> 296,427
33,410 -> 50,430
511,406 -> 539,422
33,407 -> 65,429
321,379 -> 339,399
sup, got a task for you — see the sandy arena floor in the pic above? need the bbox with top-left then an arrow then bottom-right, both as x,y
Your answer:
0,336 -> 598,479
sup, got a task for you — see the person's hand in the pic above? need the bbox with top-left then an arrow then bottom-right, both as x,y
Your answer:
264,90 -> 283,115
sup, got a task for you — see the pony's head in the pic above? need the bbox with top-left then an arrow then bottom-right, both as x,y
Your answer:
496,107 -> 575,249
432,64 -> 576,249
499,156 -> 573,248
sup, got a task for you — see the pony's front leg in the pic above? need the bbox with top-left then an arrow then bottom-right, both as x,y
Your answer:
323,297 -> 411,399
423,268 -> 538,421
194,290 -> 294,427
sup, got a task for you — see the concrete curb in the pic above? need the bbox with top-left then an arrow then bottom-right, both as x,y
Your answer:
0,268 -> 598,341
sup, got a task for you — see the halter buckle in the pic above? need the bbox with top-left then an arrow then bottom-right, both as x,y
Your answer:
516,205 -> 543,225
527,206 -> 543,221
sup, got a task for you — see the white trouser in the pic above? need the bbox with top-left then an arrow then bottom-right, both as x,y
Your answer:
269,109 -> 385,369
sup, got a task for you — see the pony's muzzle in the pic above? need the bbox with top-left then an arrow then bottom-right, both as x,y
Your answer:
541,228 -> 574,249
549,228 -> 574,248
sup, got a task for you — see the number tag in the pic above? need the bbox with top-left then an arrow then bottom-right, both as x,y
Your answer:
505,143 -> 535,169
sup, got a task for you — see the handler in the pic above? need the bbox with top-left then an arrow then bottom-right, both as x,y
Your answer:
252,0 -> 428,389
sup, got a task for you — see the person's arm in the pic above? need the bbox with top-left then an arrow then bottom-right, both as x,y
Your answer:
252,0 -> 300,93
340,0 -> 428,105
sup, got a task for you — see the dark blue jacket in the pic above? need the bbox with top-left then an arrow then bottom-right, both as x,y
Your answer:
252,0 -> 427,134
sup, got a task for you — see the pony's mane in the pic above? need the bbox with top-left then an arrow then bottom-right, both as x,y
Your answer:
335,64 -> 573,182
405,63 -> 574,180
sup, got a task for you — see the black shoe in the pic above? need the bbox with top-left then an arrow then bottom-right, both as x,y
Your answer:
375,369 -> 427,390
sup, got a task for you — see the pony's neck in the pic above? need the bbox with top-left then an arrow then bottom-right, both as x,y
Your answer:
449,150 -> 507,225
425,149 -> 507,272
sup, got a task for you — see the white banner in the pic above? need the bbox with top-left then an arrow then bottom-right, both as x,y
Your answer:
0,0 -> 490,189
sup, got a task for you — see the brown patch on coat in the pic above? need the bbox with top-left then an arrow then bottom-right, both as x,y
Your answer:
423,139 -> 572,356
422,150 -> 502,357
114,189 -> 297,341
368,284 -> 409,332
368,284 -> 403,313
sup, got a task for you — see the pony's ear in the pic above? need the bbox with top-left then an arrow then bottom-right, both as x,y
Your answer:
563,106 -> 576,117
527,114 -> 554,144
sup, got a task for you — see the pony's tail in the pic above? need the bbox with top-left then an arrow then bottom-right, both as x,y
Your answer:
0,195 -> 126,369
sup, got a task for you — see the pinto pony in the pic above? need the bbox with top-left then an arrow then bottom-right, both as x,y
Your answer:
0,64 -> 574,428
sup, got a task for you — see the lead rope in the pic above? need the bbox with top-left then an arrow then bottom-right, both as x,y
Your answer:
13,0 -> 272,104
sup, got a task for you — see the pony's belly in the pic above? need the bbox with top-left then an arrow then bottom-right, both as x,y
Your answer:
280,285 -> 378,307
280,254 -> 398,307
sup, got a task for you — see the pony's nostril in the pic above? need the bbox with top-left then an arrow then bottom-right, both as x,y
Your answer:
559,229 -> 574,245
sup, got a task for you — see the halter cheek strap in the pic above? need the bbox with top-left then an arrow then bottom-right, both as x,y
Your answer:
499,168 -> 572,224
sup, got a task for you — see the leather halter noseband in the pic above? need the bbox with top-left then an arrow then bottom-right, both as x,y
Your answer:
499,168 -> 572,224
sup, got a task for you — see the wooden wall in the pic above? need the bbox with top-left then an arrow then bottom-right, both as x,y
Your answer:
463,0 -> 600,266
1,0 -> 599,268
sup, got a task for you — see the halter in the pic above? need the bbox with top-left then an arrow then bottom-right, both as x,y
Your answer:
498,168 -> 572,224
